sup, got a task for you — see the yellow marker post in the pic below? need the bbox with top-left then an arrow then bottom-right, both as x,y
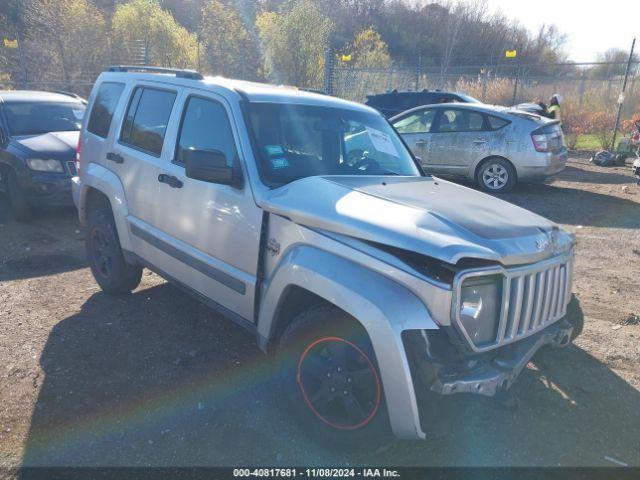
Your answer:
340,54 -> 352,62
3,38 -> 18,49
505,49 -> 517,59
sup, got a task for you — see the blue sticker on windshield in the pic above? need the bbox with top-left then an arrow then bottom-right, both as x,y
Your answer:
265,145 -> 285,157
270,157 -> 290,169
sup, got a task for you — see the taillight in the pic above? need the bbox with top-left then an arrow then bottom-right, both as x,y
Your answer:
76,135 -> 82,174
531,133 -> 550,152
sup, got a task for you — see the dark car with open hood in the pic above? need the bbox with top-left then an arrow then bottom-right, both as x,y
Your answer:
0,90 -> 85,220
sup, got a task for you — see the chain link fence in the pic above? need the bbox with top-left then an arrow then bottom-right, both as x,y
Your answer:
326,58 -> 640,118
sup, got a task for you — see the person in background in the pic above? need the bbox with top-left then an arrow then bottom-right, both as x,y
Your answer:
547,94 -> 562,125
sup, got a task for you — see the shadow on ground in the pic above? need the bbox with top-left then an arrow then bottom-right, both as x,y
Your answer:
0,196 -> 86,281
498,182 -> 640,229
21,284 -> 640,467
560,164 -> 637,186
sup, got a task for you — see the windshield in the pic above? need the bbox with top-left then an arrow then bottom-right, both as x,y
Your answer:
247,102 -> 421,186
3,101 -> 85,136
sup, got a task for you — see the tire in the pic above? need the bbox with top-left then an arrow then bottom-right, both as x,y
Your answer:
278,305 -> 393,452
6,169 -> 32,222
476,158 -> 517,193
86,205 -> 142,295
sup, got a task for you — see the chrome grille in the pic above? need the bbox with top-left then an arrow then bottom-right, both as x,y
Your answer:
67,161 -> 78,176
454,252 -> 573,352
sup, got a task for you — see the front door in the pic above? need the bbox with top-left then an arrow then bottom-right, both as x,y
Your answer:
109,84 -> 180,228
150,89 -> 262,321
392,108 -> 436,165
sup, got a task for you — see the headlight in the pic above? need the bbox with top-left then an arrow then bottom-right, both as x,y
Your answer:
459,275 -> 503,347
26,158 -> 64,173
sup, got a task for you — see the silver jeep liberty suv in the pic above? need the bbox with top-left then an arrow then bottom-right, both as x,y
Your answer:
73,66 -> 583,448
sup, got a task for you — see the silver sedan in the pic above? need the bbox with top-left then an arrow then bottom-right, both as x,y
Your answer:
391,103 -> 567,192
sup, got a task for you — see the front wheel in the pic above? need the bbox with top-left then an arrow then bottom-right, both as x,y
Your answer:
476,158 -> 516,193
86,206 -> 142,295
278,305 -> 393,451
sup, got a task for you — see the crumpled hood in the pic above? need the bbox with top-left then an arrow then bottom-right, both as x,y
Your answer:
261,175 -> 573,266
11,131 -> 79,158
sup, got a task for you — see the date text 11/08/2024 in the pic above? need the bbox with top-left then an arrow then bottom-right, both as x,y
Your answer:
233,468 -> 401,478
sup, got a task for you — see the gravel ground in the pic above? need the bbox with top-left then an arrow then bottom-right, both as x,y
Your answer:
0,156 -> 639,470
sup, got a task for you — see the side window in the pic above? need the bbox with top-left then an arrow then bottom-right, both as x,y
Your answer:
435,109 -> 486,132
120,87 -> 176,156
86,82 -> 125,138
393,109 -> 436,134
487,115 -> 510,130
175,96 -> 237,167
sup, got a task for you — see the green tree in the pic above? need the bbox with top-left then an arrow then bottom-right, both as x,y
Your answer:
199,0 -> 259,78
112,0 -> 197,69
256,1 -> 332,88
345,26 -> 390,68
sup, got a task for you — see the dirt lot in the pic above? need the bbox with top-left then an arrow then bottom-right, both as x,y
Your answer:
0,156 -> 639,469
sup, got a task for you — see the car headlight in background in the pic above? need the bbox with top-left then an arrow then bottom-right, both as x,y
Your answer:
459,275 -> 503,347
26,158 -> 64,173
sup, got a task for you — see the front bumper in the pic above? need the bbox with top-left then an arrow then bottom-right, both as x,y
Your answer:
404,296 -> 583,404
432,318 -> 574,396
21,170 -> 74,207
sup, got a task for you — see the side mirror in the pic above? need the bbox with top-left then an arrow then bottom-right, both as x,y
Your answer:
183,148 -> 242,188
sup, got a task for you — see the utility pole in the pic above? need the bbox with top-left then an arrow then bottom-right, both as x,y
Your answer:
610,37 -> 636,151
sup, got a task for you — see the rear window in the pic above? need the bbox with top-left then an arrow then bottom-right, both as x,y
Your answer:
87,82 -> 125,138
487,115 -> 510,130
120,87 -> 176,156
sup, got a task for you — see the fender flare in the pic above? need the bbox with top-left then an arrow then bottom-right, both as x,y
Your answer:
258,245 -> 438,440
77,162 -> 132,251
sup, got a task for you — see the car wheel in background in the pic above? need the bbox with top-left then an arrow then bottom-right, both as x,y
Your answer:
476,157 -> 517,193
6,169 -> 32,222
278,304 -> 393,452
86,205 -> 142,295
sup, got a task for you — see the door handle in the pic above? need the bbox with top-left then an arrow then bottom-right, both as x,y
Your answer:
472,138 -> 487,144
106,152 -> 124,164
158,173 -> 183,189
415,139 -> 426,146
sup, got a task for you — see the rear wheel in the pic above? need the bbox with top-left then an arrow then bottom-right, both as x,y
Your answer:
278,305 -> 393,451
476,158 -> 516,193
86,205 -> 142,295
6,169 -> 32,222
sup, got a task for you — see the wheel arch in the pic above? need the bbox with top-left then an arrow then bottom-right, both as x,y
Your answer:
257,244 -> 437,440
79,162 -> 132,250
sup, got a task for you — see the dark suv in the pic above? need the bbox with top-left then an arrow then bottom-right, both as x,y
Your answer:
365,89 -> 479,118
0,91 -> 85,220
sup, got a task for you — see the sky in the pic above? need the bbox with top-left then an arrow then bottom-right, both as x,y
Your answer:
485,0 -> 637,62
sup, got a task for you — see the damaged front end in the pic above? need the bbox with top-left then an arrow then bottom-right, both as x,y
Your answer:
403,295 -> 584,410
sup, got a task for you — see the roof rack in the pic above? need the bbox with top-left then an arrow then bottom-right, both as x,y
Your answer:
107,65 -> 204,80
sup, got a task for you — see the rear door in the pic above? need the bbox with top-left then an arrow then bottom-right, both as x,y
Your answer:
82,80 -> 126,177
392,107 -> 436,162
108,84 -> 180,228
428,107 -> 491,174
